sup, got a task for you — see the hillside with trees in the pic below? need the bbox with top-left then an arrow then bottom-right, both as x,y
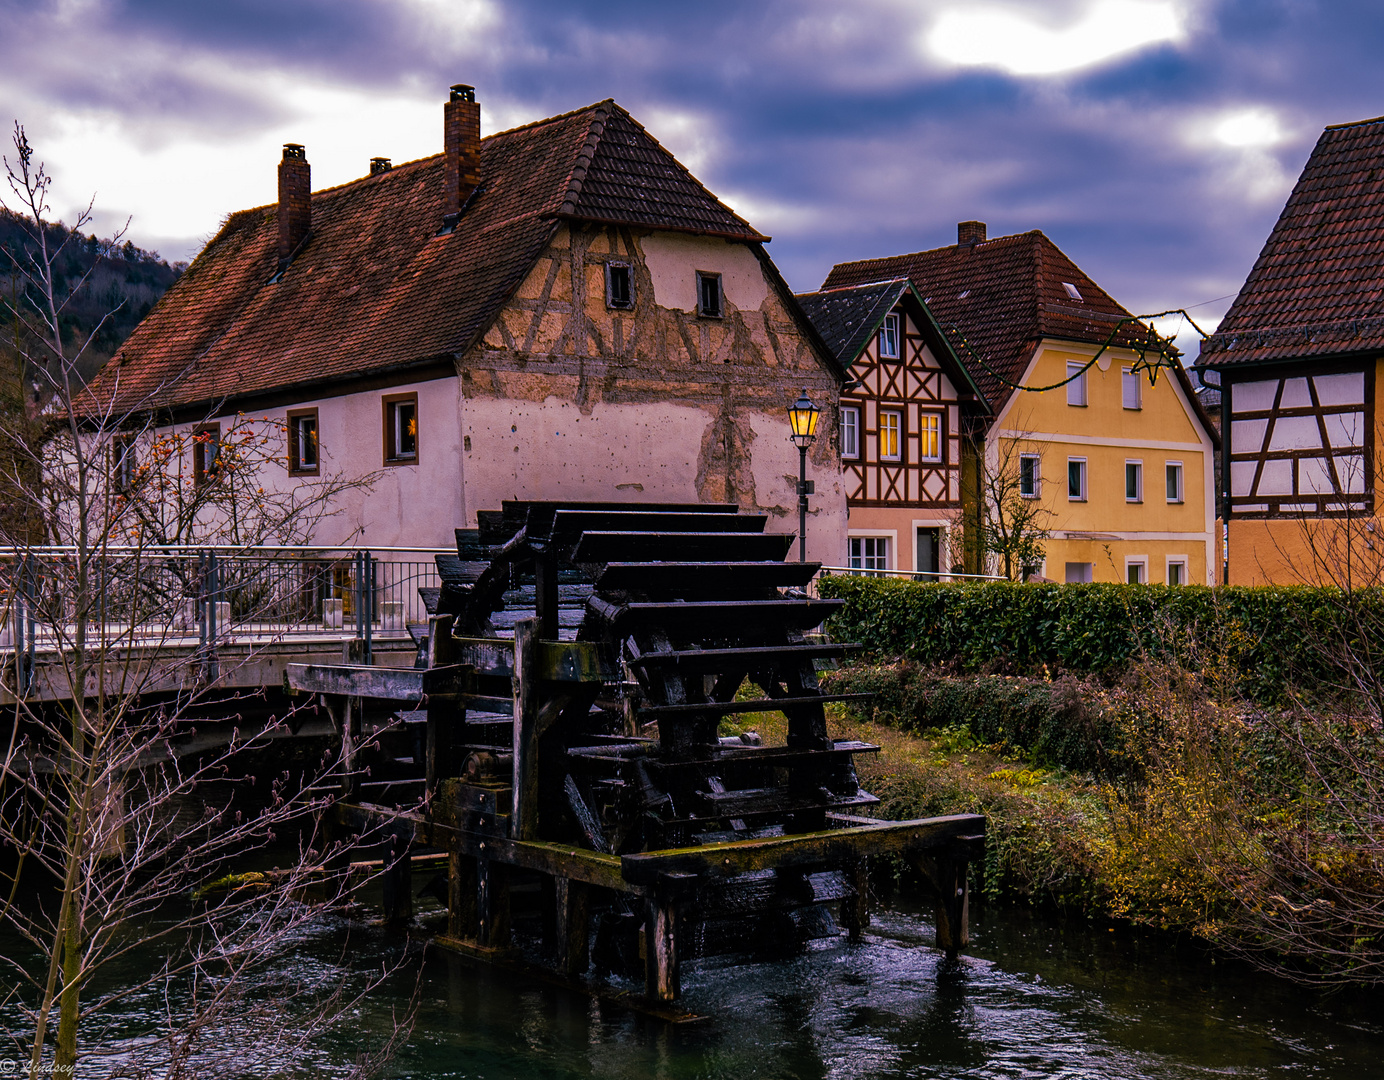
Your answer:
0,205 -> 185,386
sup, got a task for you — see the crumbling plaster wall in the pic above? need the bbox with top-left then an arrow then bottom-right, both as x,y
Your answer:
458,223 -> 846,564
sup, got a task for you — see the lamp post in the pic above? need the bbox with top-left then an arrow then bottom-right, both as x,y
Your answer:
787,389 -> 820,562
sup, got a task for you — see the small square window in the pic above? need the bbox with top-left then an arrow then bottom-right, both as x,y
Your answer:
849,536 -> 890,571
112,432 -> 137,493
1166,462 -> 1184,503
919,412 -> 942,462
879,410 -> 901,461
1122,367 -> 1142,409
383,393 -> 418,465
1125,460 -> 1143,503
193,424 -> 221,487
879,313 -> 900,359
840,405 -> 860,459
697,272 -> 723,318
1019,454 -> 1040,498
288,408 -> 319,475
1064,562 -> 1093,583
1062,282 -> 1083,301
1126,559 -> 1147,585
1167,559 -> 1187,586
1066,362 -> 1087,406
1067,457 -> 1086,501
606,262 -> 634,310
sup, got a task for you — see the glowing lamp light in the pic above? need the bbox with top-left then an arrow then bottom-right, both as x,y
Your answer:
787,390 -> 820,450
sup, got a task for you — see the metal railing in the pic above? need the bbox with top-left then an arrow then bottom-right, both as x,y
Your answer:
0,547 -> 447,662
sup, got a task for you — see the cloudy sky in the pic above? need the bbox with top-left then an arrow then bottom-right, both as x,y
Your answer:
4,0 -> 1382,349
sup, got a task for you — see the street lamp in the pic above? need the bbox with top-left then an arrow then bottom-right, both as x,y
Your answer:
787,389 -> 820,562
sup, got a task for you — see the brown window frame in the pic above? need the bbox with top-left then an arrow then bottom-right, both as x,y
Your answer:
696,271 -> 723,318
192,423 -> 221,488
382,392 -> 419,466
287,408 -> 320,475
605,261 -> 634,310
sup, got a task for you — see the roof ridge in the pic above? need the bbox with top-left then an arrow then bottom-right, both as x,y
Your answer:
557,104 -> 611,217
1324,113 -> 1384,131
487,99 -> 614,139
796,277 -> 909,297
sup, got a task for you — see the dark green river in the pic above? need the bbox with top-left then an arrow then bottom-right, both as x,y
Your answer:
10,893 -> 1382,1078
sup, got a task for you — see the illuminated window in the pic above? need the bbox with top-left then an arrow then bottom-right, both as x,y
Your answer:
288,408 -> 319,475
840,405 -> 860,459
879,410 -> 901,461
879,313 -> 900,359
384,393 -> 418,464
919,412 -> 941,462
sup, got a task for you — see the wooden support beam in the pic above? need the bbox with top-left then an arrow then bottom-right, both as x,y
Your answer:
644,895 -> 680,1002
426,614 -> 460,793
288,662 -> 473,701
447,850 -> 478,940
511,618 -> 541,840
843,857 -> 870,943
554,877 -> 590,977
620,815 -> 985,885
912,853 -> 970,956
476,856 -> 510,949
327,693 -> 364,799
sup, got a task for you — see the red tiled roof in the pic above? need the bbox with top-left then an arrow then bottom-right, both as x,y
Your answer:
92,101 -> 767,414
821,231 -> 1155,413
1198,115 -> 1384,368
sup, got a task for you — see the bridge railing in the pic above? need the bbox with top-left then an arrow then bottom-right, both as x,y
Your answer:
0,546 -> 447,660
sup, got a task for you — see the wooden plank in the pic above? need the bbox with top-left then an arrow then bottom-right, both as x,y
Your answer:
552,510 -> 768,537
637,693 -> 872,719
619,815 -> 986,885
589,597 -> 844,634
453,637 -> 515,677
596,560 -> 820,594
511,618 -> 541,841
286,662 -> 473,701
629,643 -> 860,674
426,614 -> 460,792
567,739 -> 879,770
572,531 -> 796,564
554,877 -> 590,977
538,640 -> 616,683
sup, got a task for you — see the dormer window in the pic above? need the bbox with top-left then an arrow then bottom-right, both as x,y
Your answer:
1062,282 -> 1083,300
879,313 -> 900,359
606,262 -> 634,310
697,272 -> 723,318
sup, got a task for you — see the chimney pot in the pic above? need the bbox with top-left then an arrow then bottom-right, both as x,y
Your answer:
444,83 -> 482,220
370,157 -> 392,176
277,145 -> 311,271
958,220 -> 986,246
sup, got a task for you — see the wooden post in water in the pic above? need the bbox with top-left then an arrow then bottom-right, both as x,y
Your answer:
382,829 -> 413,925
912,853 -> 969,956
477,855 -> 510,949
843,856 -> 870,943
447,849 -> 478,940
554,877 -> 590,976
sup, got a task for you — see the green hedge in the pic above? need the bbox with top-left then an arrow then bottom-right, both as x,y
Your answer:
816,577 -> 1382,703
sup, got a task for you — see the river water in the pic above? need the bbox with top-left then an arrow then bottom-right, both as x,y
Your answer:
12,892 -> 1382,1078
312,896 -> 1382,1079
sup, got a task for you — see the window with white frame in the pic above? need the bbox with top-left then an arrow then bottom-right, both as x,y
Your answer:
879,409 -> 902,461
849,536 -> 890,571
1066,362 -> 1088,406
919,412 -> 941,462
1126,558 -> 1148,585
1165,461 -> 1184,503
1166,558 -> 1187,586
840,405 -> 860,459
879,312 -> 901,359
1067,457 -> 1087,501
1019,453 -> 1040,498
1065,562 -> 1093,583
1125,460 -> 1143,503
1122,367 -> 1142,409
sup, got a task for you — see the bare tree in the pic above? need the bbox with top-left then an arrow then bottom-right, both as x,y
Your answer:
979,434 -> 1053,582
0,123 -> 404,1075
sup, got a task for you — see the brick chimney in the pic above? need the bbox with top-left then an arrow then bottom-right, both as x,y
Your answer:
277,144 -> 310,271
444,84 -> 481,221
958,220 -> 987,246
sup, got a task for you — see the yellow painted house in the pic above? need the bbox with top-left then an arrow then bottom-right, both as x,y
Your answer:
818,222 -> 1220,583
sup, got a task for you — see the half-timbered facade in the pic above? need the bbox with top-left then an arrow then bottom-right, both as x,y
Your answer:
1198,115 -> 1384,584
797,279 -> 987,576
89,86 -> 847,562
822,223 -> 1219,583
